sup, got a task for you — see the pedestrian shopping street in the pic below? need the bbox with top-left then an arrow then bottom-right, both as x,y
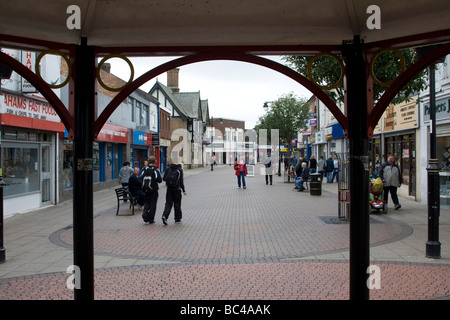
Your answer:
1,164 -> 449,300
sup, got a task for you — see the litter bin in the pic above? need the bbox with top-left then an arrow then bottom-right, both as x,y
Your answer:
309,173 -> 322,196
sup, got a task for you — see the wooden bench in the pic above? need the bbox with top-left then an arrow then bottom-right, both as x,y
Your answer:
115,187 -> 139,215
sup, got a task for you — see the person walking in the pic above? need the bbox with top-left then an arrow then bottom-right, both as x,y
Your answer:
262,153 -> 273,185
128,167 -> 146,209
379,155 -> 402,210
118,161 -> 134,202
325,155 -> 334,183
141,156 -> 162,223
162,158 -> 187,225
210,155 -> 214,171
234,156 -> 248,189
140,160 -> 148,177
332,154 -> 339,182
317,156 -> 325,181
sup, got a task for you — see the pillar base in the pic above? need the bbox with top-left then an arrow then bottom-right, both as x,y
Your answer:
0,248 -> 5,263
426,241 -> 441,259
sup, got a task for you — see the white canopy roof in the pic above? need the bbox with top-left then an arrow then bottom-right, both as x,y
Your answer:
1,0 -> 449,51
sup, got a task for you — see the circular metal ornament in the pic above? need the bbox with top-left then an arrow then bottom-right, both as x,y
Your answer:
307,53 -> 344,90
35,50 -> 72,89
370,48 -> 406,87
97,54 -> 134,92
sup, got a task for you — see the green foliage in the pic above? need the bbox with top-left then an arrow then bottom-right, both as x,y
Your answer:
282,49 -> 428,105
255,92 -> 309,145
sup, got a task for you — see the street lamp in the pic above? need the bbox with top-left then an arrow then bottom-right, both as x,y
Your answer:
416,45 -> 446,259
262,101 -> 281,176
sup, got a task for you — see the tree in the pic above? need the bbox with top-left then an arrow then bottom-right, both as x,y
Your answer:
255,92 -> 309,145
282,49 -> 428,106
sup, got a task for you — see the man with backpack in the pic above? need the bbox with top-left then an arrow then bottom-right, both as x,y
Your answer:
141,156 -> 162,223
162,158 -> 187,225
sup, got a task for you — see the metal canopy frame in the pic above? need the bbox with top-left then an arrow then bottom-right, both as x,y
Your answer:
1,25 -> 450,300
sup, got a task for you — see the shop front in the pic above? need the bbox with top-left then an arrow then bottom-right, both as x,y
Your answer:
1,92 -> 64,215
131,130 -> 160,172
380,98 -> 419,198
60,122 -> 128,201
423,95 -> 450,208
325,122 -> 346,156
312,130 -> 327,160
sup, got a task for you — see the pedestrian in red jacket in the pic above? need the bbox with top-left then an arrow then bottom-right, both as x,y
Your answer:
234,156 -> 248,189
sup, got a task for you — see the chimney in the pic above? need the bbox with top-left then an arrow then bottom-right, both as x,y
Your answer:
101,62 -> 111,73
167,68 -> 180,92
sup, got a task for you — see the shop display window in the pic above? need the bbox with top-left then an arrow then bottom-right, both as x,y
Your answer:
437,136 -> 450,200
1,143 -> 40,197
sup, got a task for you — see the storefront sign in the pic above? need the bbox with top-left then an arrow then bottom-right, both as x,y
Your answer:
325,123 -> 345,140
152,133 -> 160,146
423,97 -> 450,122
132,130 -> 152,146
97,123 -> 128,143
384,98 -> 418,131
21,51 -> 37,93
314,130 -> 325,144
0,93 -> 60,122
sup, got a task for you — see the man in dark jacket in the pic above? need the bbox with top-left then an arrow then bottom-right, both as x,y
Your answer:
325,155 -> 334,183
128,167 -> 145,207
379,155 -> 402,210
294,162 -> 310,191
162,158 -> 187,225
141,156 -> 162,223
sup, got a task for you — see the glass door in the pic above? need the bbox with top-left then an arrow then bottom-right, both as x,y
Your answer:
41,144 -> 51,204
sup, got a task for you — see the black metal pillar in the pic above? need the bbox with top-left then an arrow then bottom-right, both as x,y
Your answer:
73,37 -> 95,300
426,64 -> 441,259
343,36 -> 370,300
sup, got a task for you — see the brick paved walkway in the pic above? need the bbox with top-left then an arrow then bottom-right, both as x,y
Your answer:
1,165 -> 450,301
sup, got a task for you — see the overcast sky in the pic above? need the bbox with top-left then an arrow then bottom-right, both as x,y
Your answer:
108,56 -> 312,129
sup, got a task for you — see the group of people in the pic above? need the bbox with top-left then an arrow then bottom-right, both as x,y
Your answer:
291,153 -> 402,210
118,156 -> 187,225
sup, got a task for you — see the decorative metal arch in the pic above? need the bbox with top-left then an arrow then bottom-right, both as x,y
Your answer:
0,49 -> 74,134
367,42 -> 450,138
94,52 -> 347,140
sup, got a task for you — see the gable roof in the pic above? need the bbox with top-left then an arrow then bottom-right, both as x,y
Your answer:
173,91 -> 202,120
149,81 -> 207,122
149,81 -> 186,120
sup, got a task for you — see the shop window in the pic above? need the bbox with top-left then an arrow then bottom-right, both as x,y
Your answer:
437,136 -> 450,171
1,143 -> 40,197
143,104 -> 149,126
63,140 -> 74,189
135,101 -> 142,124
